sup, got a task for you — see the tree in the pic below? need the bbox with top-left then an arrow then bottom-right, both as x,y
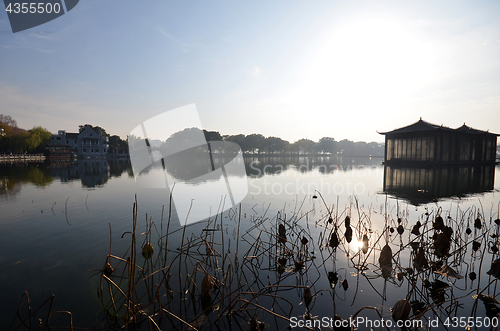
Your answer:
337,139 -> 354,155
318,137 -> 337,154
8,126 -> 51,153
244,134 -> 266,154
263,136 -> 290,154
79,124 -> 109,136
108,135 -> 128,150
160,127 -> 207,155
203,130 -> 222,142
11,132 -> 30,152
293,138 -> 317,154
367,142 -> 384,156
0,123 -> 13,140
26,126 -> 51,153
225,134 -> 248,152
0,114 -> 17,127
353,141 -> 368,156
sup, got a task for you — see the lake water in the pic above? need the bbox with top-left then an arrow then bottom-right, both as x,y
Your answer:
1,157 -> 500,330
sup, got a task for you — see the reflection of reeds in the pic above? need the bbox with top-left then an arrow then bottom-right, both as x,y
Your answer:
89,194 -> 327,330
97,194 -> 500,329
15,194 -> 496,330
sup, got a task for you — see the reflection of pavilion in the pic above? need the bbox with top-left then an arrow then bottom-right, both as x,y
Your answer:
383,165 -> 496,205
379,119 -> 498,204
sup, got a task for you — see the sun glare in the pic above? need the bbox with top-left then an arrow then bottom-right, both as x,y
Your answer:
297,17 -> 434,117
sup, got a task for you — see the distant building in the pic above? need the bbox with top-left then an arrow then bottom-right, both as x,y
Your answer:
379,119 -> 498,166
47,126 -> 109,158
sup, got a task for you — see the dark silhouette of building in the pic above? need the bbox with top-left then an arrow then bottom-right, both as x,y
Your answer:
379,119 -> 498,166
379,119 -> 498,205
383,164 -> 495,205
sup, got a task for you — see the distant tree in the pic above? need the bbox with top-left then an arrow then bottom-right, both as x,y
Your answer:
27,126 -> 51,153
353,141 -> 368,156
0,123 -> 13,139
263,136 -> 290,154
79,124 -> 109,136
293,138 -> 317,154
337,139 -> 354,155
7,127 -> 51,153
318,137 -> 337,154
0,114 -> 17,127
160,127 -> 206,154
367,142 -> 384,156
0,123 -> 17,153
10,132 -> 30,152
203,130 -> 223,142
108,135 -> 128,151
225,134 -> 249,152
244,134 -> 266,154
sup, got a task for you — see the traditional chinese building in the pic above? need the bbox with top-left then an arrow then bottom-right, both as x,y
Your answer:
379,119 -> 498,166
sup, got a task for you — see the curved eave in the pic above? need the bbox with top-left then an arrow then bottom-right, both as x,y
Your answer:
377,127 -> 443,135
458,128 -> 500,136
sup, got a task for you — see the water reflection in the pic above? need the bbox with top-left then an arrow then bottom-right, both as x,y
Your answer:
49,159 -> 132,187
1,156 -> 383,198
244,156 -> 382,177
383,165 -> 497,205
162,154 -> 383,180
0,159 -> 132,199
0,164 -> 53,200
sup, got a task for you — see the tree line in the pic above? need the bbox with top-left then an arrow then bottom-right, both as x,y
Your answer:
206,131 -> 385,156
149,129 -> 384,156
0,114 -> 385,156
14,116 -> 500,159
0,114 -> 51,153
0,118 -> 130,154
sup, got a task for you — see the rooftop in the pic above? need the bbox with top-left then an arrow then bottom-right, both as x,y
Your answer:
378,118 -> 499,136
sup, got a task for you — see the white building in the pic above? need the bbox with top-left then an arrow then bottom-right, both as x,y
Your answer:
49,126 -> 109,158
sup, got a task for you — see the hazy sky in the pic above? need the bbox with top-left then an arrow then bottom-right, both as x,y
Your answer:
1,0 -> 499,143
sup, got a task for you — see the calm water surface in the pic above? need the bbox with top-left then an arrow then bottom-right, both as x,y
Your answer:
1,157 -> 500,329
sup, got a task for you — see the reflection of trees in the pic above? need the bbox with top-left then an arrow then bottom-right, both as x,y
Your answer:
244,156 -> 381,178
163,143 -> 243,182
159,131 -> 246,182
109,159 -> 132,178
49,159 -> 131,188
26,167 -> 53,187
0,176 -> 21,200
163,146 -> 213,181
0,164 -> 53,200
0,159 -> 133,198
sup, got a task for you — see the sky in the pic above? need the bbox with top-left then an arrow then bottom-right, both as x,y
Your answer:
1,0 -> 500,143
